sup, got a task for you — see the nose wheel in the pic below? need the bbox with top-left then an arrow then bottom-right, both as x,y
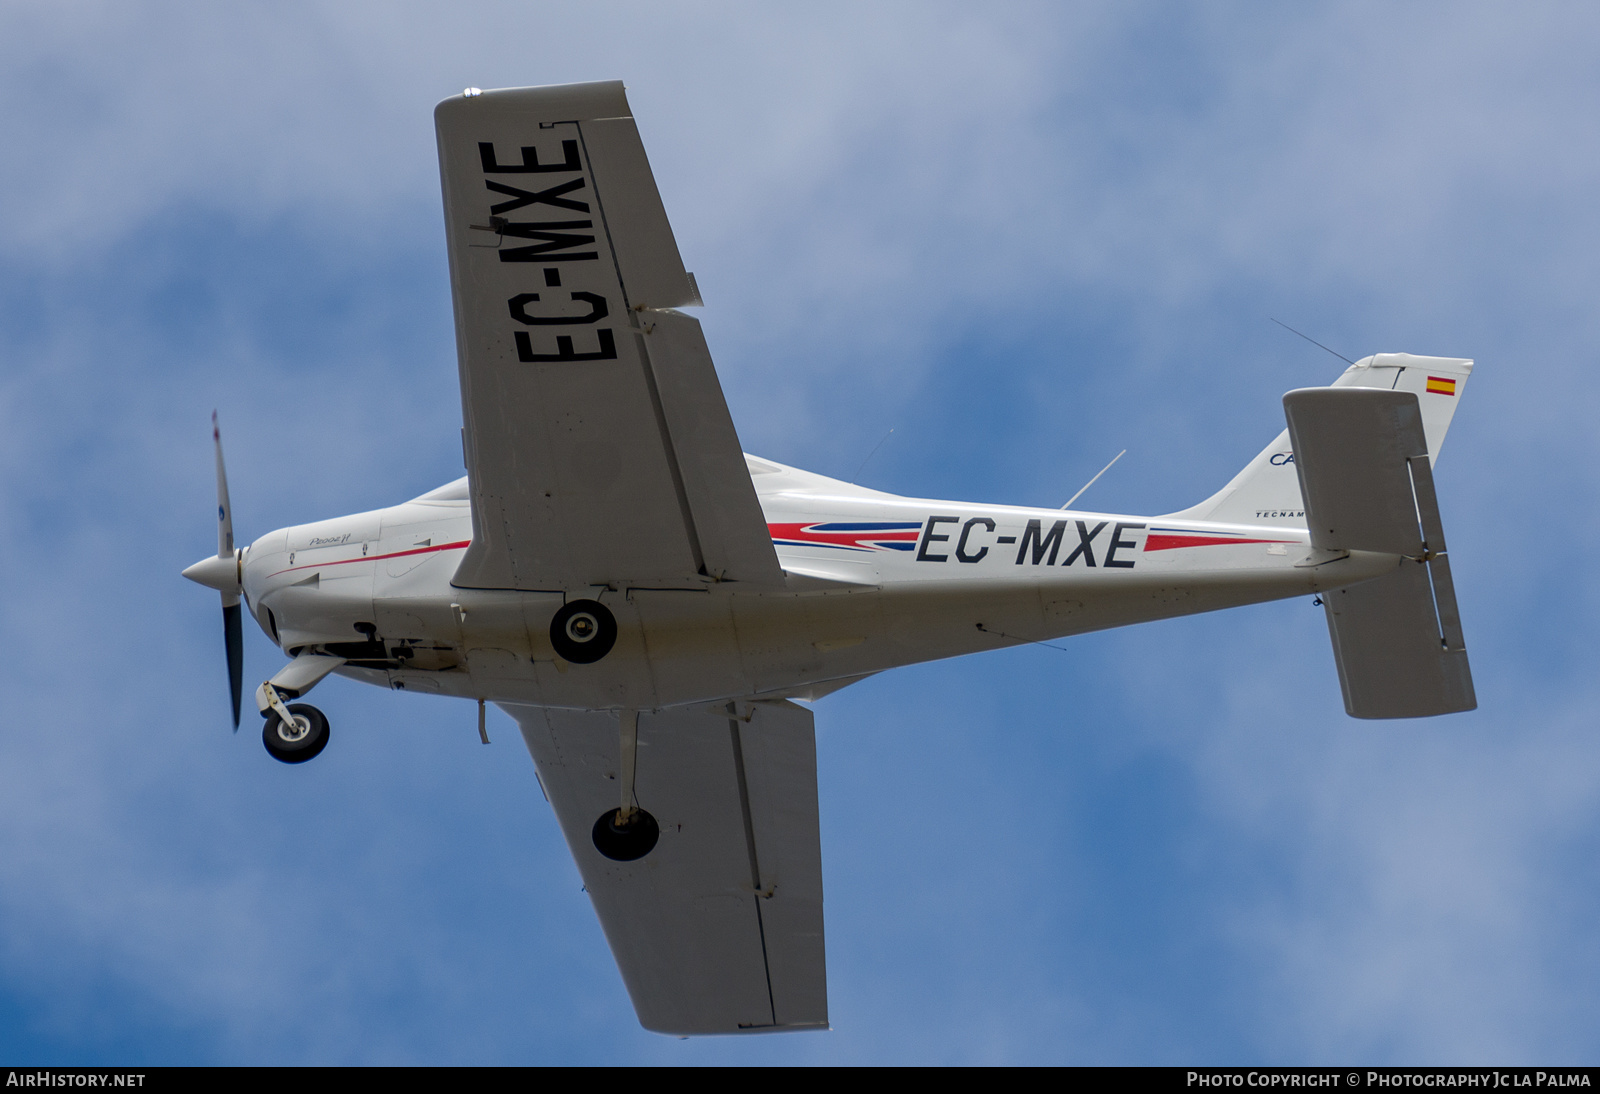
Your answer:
262,703 -> 330,764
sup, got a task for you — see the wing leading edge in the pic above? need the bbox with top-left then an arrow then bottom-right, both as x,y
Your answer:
509,700 -> 828,1035
435,82 -> 782,591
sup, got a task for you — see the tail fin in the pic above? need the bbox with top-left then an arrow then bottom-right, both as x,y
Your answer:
1167,353 -> 1474,526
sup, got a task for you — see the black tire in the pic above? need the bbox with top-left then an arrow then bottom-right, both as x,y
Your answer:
262,703 -> 330,764
550,600 -> 617,664
592,808 -> 659,861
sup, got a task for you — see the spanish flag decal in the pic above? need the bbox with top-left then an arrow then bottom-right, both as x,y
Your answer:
1426,375 -> 1457,396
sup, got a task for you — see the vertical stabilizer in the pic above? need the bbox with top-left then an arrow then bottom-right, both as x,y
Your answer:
1166,353 -> 1473,526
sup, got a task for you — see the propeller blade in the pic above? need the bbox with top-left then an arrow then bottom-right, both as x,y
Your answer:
213,410 -> 234,560
208,412 -> 243,730
224,602 -> 244,730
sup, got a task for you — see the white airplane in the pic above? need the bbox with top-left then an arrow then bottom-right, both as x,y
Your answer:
183,81 -> 1475,1036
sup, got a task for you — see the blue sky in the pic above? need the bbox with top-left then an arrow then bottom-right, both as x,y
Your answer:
2,1 -> 1598,1064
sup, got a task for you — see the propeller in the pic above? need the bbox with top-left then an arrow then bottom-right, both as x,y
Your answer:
181,412 -> 245,729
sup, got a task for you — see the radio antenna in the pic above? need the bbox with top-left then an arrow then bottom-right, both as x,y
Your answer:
1270,318 -> 1353,365
853,427 -> 895,482
1062,449 -> 1125,510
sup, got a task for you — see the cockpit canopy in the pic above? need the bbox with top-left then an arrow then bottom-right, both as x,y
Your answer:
411,477 -> 469,504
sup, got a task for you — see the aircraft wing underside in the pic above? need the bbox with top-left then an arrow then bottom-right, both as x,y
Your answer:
507,700 -> 828,1035
435,81 -> 782,591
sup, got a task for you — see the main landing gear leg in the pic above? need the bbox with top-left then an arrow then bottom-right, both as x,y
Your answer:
592,709 -> 659,861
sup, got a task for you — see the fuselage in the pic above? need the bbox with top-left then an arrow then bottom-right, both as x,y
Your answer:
238,456 -> 1397,712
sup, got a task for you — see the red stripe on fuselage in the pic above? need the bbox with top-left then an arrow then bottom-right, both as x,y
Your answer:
1143,534 -> 1295,552
268,539 -> 471,577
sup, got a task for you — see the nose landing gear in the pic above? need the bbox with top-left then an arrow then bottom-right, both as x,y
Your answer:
262,702 -> 330,764
254,652 -> 345,764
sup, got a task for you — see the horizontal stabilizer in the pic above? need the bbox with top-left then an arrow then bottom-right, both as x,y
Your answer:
1283,387 -> 1475,719
1285,387 -> 1427,556
1319,561 -> 1475,719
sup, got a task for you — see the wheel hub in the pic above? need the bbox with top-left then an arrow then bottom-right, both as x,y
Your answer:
565,612 -> 599,643
275,714 -> 311,743
549,600 -> 618,664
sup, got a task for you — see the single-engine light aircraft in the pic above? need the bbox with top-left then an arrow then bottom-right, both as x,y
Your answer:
183,81 -> 1475,1036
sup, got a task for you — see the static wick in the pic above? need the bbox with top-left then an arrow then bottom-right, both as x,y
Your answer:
1062,450 -> 1126,510
478,698 -> 490,744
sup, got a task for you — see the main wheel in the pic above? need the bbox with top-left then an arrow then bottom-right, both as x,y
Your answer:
550,599 -> 618,664
592,808 -> 659,861
262,703 -> 330,764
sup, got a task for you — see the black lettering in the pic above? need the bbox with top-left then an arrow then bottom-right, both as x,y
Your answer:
1103,522 -> 1144,568
508,291 -> 609,325
479,139 -> 582,174
1062,520 -> 1107,567
996,535 -> 1016,544
917,516 -> 959,562
1015,519 -> 1066,565
497,221 -> 599,263
515,328 -> 618,362
955,517 -> 996,563
543,268 -> 561,287
486,177 -> 591,215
